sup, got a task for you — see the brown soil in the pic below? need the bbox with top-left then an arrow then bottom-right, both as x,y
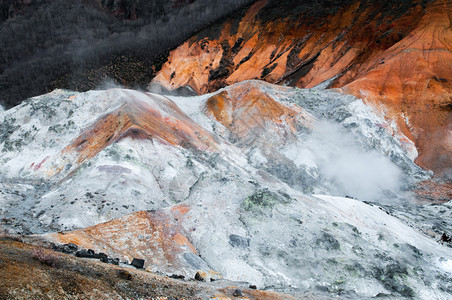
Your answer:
0,237 -> 297,299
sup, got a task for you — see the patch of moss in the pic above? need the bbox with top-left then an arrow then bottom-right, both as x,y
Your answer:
243,189 -> 291,212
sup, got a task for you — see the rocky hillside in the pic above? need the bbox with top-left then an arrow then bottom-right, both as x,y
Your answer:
0,237 -> 297,299
1,1 -> 451,298
2,0 -> 450,175
151,0 -> 452,176
1,82 -> 451,298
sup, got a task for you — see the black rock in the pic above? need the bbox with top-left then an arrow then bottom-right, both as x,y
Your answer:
98,253 -> 109,263
74,250 -> 84,257
65,243 -> 78,252
194,272 -> 205,282
249,284 -> 257,289
51,243 -> 62,252
232,289 -> 243,297
54,243 -> 78,254
169,274 -> 185,280
131,258 -> 145,269
75,249 -> 97,259
441,232 -> 451,243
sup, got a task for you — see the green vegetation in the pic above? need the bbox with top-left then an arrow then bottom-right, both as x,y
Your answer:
243,189 -> 291,212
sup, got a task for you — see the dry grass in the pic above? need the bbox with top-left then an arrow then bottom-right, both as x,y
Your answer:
30,246 -> 60,268
0,238 -> 296,299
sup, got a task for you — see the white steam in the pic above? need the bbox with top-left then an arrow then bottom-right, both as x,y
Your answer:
307,120 -> 402,202
95,78 -> 125,90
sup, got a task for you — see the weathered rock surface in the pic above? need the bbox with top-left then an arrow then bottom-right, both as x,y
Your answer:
44,207 -> 207,277
152,0 -> 452,176
0,81 -> 448,298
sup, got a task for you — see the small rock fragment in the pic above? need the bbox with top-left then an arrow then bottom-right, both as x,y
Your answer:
75,249 -> 97,259
194,271 -> 205,282
131,258 -> 145,269
53,243 -> 78,254
98,253 -> 109,263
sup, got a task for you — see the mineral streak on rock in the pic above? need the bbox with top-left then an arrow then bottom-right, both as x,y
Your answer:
63,90 -> 220,167
203,81 -> 314,147
342,0 -> 452,175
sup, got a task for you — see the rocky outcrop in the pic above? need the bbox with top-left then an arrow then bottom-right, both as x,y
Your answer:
62,90 -> 220,167
152,0 -> 435,92
152,0 -> 452,176
203,81 -> 313,147
341,0 -> 452,176
2,83 -> 451,297
44,207 -> 205,277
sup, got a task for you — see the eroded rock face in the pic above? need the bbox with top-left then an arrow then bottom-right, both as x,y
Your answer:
341,0 -> 452,176
1,83 -> 451,298
45,206 -> 207,277
152,0 -> 452,176
203,81 -> 314,147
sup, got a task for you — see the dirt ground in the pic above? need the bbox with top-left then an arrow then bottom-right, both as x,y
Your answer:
0,236 -> 298,300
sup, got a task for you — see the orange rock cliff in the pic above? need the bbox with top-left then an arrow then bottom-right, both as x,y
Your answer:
151,0 -> 452,176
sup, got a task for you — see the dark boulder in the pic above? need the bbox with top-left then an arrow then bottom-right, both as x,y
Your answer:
131,258 -> 145,269
98,253 -> 109,263
441,232 -> 451,243
65,243 -> 78,253
75,249 -> 97,258
53,243 -> 78,254
194,272 -> 205,282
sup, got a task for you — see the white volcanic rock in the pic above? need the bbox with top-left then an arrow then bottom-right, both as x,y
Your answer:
0,81 -> 450,298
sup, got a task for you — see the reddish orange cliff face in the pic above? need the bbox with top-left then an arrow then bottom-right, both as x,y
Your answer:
341,1 -> 452,175
151,0 -> 452,176
203,81 -> 313,147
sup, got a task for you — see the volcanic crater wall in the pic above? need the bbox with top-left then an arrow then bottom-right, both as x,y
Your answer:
151,0 -> 452,176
